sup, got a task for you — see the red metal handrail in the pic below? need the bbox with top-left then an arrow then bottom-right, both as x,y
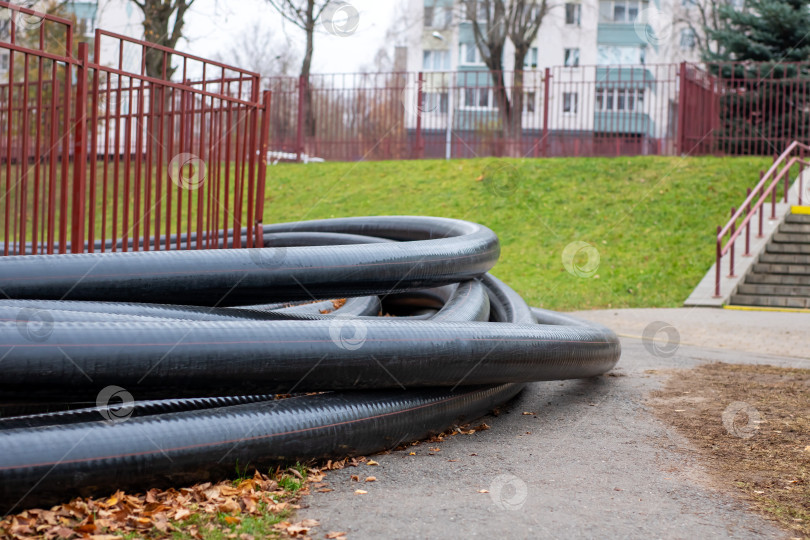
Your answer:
714,140 -> 810,297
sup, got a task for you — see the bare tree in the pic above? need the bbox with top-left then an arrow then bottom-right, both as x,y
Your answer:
214,23 -> 300,80
130,0 -> 196,79
462,0 -> 549,149
675,0 -> 747,59
266,0 -> 335,137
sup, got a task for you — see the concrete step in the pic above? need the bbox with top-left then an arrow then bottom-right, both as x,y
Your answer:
785,213 -> 810,224
779,222 -> 810,234
743,272 -> 810,286
752,262 -> 810,275
758,252 -> 810,265
736,283 -> 810,296
771,232 -> 810,244
766,242 -> 810,255
729,294 -> 810,309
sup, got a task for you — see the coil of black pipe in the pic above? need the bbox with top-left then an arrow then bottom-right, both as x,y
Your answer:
0,216 -> 620,513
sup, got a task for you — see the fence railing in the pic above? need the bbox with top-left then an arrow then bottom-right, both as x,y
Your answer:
267,65 -> 682,161
267,61 -> 810,162
714,140 -> 810,298
0,1 -> 271,256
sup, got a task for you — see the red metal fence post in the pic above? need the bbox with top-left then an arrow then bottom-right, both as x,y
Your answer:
254,89 -> 272,248
414,71 -> 423,159
677,62 -> 687,155
296,75 -> 305,163
71,42 -> 89,254
542,67 -> 550,157
714,226 -> 722,298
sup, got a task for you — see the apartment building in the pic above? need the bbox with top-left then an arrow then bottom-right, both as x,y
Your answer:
402,0 -> 703,155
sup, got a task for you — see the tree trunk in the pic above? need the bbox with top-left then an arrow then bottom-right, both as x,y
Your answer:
509,47 -> 529,157
301,0 -> 316,139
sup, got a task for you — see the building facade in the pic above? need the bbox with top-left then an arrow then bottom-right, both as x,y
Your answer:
402,0 -> 703,156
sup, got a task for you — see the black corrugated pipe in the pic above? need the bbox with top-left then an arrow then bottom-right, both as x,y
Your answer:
0,216 -> 620,513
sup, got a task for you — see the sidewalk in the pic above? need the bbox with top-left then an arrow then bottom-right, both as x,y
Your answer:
297,308 -> 808,539
573,307 -> 809,360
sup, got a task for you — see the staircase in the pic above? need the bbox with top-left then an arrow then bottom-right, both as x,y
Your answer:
730,212 -> 810,309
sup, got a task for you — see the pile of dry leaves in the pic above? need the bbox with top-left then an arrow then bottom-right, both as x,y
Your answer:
0,467 -> 331,539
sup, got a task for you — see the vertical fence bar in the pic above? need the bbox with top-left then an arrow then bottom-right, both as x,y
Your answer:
728,207 -> 736,277
744,187 -> 751,256
542,67 -> 550,157
296,75 -> 305,162
715,226 -> 722,298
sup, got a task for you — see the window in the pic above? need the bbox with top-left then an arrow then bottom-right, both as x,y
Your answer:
0,52 -> 8,72
465,2 -> 491,21
425,5 -> 451,28
680,28 -> 696,50
423,49 -> 450,71
599,0 -> 647,23
460,43 -> 484,65
595,87 -> 645,111
424,92 -> 449,114
463,88 -> 491,108
424,6 -> 433,26
525,91 -> 536,113
597,45 -> 644,64
564,48 -> 580,67
563,92 -> 578,113
524,47 -> 538,68
565,3 -> 581,25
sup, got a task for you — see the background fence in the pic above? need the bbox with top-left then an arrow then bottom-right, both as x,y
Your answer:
0,1 -> 271,256
268,61 -> 810,162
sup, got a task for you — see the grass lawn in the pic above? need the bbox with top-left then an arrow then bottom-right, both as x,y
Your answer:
263,156 -> 772,311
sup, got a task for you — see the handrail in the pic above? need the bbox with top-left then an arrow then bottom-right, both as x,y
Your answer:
714,140 -> 810,297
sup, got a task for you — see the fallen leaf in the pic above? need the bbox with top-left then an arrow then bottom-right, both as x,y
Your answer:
522,412 -> 535,415
326,533 -> 347,539
366,460 -> 379,466
477,489 -> 489,493
354,489 -> 368,494
365,476 -> 376,482
223,516 -> 241,525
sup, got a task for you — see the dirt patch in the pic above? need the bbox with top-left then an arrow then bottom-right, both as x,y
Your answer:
648,363 -> 809,538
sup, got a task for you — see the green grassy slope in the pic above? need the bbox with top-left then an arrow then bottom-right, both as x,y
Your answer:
263,156 -> 770,311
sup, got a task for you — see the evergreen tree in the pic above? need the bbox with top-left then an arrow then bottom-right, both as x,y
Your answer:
704,0 -> 810,153
706,0 -> 810,62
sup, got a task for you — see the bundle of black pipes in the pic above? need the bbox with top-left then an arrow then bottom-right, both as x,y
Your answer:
0,216 -> 620,512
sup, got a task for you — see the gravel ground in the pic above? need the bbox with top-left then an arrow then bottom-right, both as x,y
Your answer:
297,308 -> 810,539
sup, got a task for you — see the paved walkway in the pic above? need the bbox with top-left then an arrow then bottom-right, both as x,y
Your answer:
298,308 -> 809,539
574,307 -> 808,360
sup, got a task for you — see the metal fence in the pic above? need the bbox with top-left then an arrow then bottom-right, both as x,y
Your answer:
0,1 -> 271,256
268,65 -> 680,161
268,61 -> 810,162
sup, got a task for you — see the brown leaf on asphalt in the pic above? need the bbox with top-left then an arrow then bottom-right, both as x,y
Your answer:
325,532 -> 348,539
350,475 -> 360,482
477,489 -> 489,493
366,460 -> 379,466
354,489 -> 368,494
365,476 -> 376,482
